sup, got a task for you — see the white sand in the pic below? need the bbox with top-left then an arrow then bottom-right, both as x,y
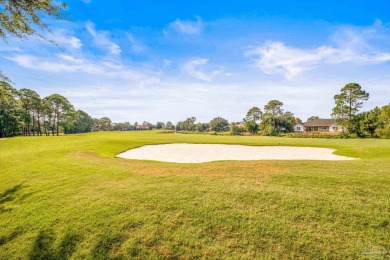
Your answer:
117,144 -> 355,163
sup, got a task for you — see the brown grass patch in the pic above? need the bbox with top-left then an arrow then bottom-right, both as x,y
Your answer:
70,151 -> 285,182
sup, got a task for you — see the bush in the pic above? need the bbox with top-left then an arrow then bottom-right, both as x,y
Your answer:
284,132 -> 348,139
230,124 -> 244,135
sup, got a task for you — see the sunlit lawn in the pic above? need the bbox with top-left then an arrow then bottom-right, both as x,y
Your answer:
0,131 -> 389,258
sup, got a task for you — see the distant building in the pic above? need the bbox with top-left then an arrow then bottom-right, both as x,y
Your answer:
293,118 -> 304,132
136,125 -> 149,130
294,118 -> 342,133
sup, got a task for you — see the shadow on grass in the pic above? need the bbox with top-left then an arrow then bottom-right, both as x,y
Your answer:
90,231 -> 126,259
29,228 -> 81,260
0,227 -> 24,247
0,184 -> 24,213
29,229 -> 128,259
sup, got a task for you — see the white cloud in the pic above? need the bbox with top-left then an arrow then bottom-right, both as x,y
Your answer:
167,17 -> 203,35
3,18 -> 390,123
126,33 -> 144,53
163,59 -> 172,68
181,57 -> 224,81
85,21 -> 121,55
52,30 -> 82,49
6,54 -> 151,81
245,42 -> 336,79
246,26 -> 390,79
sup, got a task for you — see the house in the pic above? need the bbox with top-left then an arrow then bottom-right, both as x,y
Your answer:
136,125 -> 149,130
299,118 -> 342,133
293,118 -> 304,132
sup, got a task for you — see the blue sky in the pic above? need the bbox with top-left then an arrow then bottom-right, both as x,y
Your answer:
2,0 -> 390,123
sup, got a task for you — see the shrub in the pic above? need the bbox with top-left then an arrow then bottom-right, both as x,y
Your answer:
284,132 -> 349,139
230,124 -> 244,135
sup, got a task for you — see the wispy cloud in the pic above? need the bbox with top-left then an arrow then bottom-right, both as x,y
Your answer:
52,30 -> 83,50
2,14 -> 390,123
246,24 -> 390,79
6,53 -> 154,81
85,21 -> 121,55
181,57 -> 224,81
126,33 -> 145,53
163,59 -> 172,68
245,42 -> 336,79
166,17 -> 203,35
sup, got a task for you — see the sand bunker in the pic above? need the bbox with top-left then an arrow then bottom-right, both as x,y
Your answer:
117,144 -> 355,163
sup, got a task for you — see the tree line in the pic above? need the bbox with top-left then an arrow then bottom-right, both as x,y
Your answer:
230,83 -> 389,138
0,81 -> 229,137
232,100 -> 296,136
173,100 -> 294,135
331,83 -> 389,138
1,81 -> 389,138
0,82 -> 157,137
175,116 -> 229,132
1,81 -> 75,137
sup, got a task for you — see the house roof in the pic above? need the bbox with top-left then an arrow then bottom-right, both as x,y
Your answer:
304,119 -> 335,127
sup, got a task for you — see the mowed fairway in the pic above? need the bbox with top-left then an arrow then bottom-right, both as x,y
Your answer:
0,131 -> 389,258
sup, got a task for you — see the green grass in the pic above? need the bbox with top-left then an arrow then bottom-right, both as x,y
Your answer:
0,131 -> 389,258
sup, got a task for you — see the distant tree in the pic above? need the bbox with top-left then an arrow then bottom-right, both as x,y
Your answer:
41,98 -> 53,136
176,121 -> 183,131
278,111 -> 296,132
0,81 -> 21,137
19,88 -> 41,136
230,123 -> 243,135
195,122 -> 204,132
99,117 -> 113,131
165,121 -> 175,130
32,95 -> 45,136
245,107 -> 262,122
209,117 -> 229,132
155,122 -> 165,129
244,107 -> 262,134
244,120 -> 258,134
0,0 -> 67,82
65,110 -> 93,133
202,123 -> 209,131
176,117 -> 196,131
332,83 -> 369,133
113,122 -> 130,131
45,94 -> 75,135
263,100 -> 283,132
360,107 -> 381,137
123,122 -> 132,130
347,113 -> 365,137
259,100 -> 295,135
376,104 -> 390,138
183,117 -> 196,131
260,100 -> 284,134
307,116 -> 319,122
142,121 -> 154,130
